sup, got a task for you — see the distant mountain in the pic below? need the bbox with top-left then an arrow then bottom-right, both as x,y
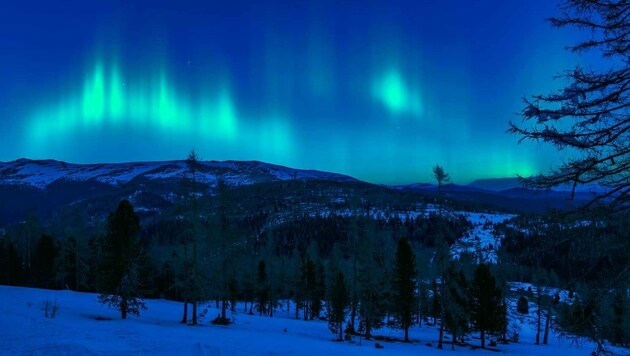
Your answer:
393,180 -> 594,213
0,158 -> 598,225
0,158 -> 358,224
468,177 -> 522,191
0,158 -> 356,190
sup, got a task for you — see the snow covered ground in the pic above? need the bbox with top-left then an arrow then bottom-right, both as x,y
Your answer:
451,212 -> 515,263
0,285 -> 611,355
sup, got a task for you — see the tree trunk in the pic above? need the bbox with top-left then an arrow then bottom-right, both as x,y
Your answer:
221,299 -> 227,322
75,244 -> 79,291
536,290 -> 541,345
121,297 -> 127,320
287,298 -> 290,318
191,301 -> 197,325
481,328 -> 485,349
350,300 -> 356,330
438,319 -> 444,349
543,307 -> 550,345
404,325 -> 409,342
181,301 -> 188,324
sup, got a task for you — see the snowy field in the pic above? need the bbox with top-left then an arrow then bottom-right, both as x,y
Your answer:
0,286 -> 611,355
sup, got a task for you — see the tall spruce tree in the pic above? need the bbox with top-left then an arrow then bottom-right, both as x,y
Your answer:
444,262 -> 470,350
32,234 -> 57,289
357,232 -> 387,340
328,271 -> 349,341
256,259 -> 270,315
98,200 -> 146,319
392,238 -> 416,342
470,263 -> 506,348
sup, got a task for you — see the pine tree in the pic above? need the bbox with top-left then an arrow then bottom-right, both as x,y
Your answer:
432,164 -> 450,193
357,232 -> 386,340
517,296 -> 529,314
443,262 -> 470,350
32,234 -> 57,289
97,200 -> 146,319
434,239 -> 450,349
470,263 -> 505,348
256,259 -> 270,315
56,236 -> 83,290
509,0 -> 630,208
311,261 -> 326,320
392,238 -> 416,342
328,271 -> 349,341
1,237 -> 23,286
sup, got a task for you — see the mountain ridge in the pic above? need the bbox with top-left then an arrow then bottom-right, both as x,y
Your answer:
0,158 -> 357,189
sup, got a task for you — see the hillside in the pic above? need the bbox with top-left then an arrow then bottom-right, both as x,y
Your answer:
0,159 -> 595,225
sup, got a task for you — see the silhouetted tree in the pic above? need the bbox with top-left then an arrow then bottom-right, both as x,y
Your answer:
444,263 -> 470,350
357,233 -> 387,340
470,263 -> 506,348
392,238 -> 416,342
328,271 -> 348,341
97,200 -> 146,319
32,234 -> 57,289
256,259 -> 269,315
432,165 -> 450,193
517,296 -> 529,314
509,0 -> 630,208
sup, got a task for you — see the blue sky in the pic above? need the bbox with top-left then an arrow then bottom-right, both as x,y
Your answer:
0,0 -> 600,184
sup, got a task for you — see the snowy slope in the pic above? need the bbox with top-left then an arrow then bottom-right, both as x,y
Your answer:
0,159 -> 357,189
0,285 -> 617,355
451,212 -> 516,263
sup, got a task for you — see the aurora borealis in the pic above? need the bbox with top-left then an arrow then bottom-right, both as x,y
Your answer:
0,0 -> 600,184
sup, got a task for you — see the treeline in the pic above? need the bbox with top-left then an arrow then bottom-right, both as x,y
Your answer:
497,209 -> 630,347
0,195 -> 507,348
1,178 -> 627,348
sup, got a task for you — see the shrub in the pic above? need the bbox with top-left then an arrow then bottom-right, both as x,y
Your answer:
43,299 -> 58,318
517,296 -> 529,314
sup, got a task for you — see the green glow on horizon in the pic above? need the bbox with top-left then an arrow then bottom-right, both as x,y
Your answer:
372,68 -> 423,116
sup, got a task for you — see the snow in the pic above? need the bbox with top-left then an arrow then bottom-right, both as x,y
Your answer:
451,212 -> 516,263
0,159 -> 354,190
0,285 -> 616,355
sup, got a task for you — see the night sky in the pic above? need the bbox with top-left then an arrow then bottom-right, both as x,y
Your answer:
0,0 -> 601,184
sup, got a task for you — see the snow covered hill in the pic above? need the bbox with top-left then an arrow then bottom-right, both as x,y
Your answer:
0,285 -> 610,355
0,158 -> 356,189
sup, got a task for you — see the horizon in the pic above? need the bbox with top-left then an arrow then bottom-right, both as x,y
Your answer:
2,156 -> 529,186
0,0 -> 604,184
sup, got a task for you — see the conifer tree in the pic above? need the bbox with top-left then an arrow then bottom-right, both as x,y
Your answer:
97,200 -> 146,319
357,232 -> 386,339
256,259 -> 270,315
470,263 -> 506,348
392,238 -> 416,342
328,271 -> 349,341
32,234 -> 57,289
444,262 -> 470,350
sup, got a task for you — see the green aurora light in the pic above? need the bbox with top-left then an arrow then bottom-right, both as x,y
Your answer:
372,68 -> 423,117
26,61 -> 294,164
